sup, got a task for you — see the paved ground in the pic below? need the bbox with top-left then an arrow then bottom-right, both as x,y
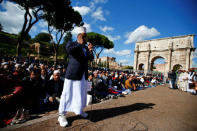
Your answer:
3,84 -> 197,131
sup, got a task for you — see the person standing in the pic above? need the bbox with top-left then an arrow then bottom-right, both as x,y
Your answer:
168,70 -> 177,89
58,27 -> 94,127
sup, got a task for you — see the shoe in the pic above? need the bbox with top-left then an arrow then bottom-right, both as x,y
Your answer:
81,112 -> 88,118
58,115 -> 68,127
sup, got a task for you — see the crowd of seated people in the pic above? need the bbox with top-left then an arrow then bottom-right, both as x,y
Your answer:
0,56 -> 164,127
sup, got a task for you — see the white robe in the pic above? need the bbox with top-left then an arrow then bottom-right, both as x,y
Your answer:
179,72 -> 188,91
59,74 -> 87,115
187,72 -> 196,93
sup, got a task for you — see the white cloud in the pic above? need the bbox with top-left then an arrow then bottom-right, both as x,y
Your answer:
91,7 -> 106,21
38,20 -> 48,28
124,25 -> 160,44
90,0 -> 108,9
103,48 -> 131,56
100,26 -> 114,32
73,6 -> 91,16
0,1 -> 25,34
106,35 -> 121,41
71,23 -> 92,35
93,0 -> 108,4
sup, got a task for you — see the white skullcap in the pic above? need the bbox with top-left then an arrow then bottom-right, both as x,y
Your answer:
53,70 -> 60,74
1,62 -> 8,65
15,63 -> 21,67
93,71 -> 98,74
77,26 -> 86,34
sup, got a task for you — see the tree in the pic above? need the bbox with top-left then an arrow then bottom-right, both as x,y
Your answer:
34,32 -> 52,42
10,0 -> 45,56
18,32 -> 31,41
0,23 -> 3,31
122,66 -> 133,69
59,32 -> 73,60
43,0 -> 83,62
87,32 -> 114,62
62,32 -> 73,45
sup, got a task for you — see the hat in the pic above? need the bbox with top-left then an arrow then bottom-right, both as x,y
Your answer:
53,70 -> 60,74
57,65 -> 62,69
1,62 -> 8,65
77,26 -> 86,34
15,63 -> 21,67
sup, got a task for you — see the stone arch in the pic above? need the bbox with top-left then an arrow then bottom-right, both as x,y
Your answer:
173,64 -> 183,71
138,63 -> 144,70
150,56 -> 165,71
133,34 -> 195,76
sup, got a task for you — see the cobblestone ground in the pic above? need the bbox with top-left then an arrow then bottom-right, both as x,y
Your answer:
3,84 -> 197,131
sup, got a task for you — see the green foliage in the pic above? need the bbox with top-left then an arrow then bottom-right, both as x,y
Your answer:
0,31 -> 18,40
87,32 -> 114,49
122,66 -> 133,69
10,0 -> 50,56
43,0 -> 83,32
0,23 -> 3,31
62,32 -> 73,44
21,48 -> 29,56
33,32 -> 52,42
18,32 -> 31,41
173,64 -> 182,72
42,0 -> 83,61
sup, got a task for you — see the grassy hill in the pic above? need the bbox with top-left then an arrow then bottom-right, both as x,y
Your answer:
0,31 -> 30,56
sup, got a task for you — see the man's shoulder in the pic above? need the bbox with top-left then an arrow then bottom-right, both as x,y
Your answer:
67,41 -> 78,45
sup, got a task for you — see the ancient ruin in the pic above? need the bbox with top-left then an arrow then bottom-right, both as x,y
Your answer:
133,34 -> 196,75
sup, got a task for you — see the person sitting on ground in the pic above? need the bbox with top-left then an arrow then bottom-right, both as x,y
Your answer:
22,68 -> 45,112
92,71 -> 108,100
45,70 -> 64,105
125,75 -> 136,91
12,64 -> 25,80
40,69 -> 49,88
0,71 -> 23,127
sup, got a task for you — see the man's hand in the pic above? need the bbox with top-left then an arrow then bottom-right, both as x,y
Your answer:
88,42 -> 93,52
49,96 -> 54,103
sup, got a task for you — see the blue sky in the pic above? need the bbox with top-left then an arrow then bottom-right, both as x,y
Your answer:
0,0 -> 197,67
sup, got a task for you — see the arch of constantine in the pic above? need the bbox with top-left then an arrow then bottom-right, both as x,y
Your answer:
133,34 -> 196,76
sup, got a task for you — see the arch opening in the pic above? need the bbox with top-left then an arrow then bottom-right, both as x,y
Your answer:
138,63 -> 144,71
173,64 -> 182,72
151,56 -> 166,73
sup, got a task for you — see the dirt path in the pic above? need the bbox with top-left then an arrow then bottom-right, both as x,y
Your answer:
3,84 -> 197,131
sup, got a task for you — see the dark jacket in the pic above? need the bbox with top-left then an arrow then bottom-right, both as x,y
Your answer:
65,41 -> 94,80
46,79 -> 64,98
168,71 -> 176,80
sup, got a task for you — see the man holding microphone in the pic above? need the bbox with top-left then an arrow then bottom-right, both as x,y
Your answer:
58,27 -> 94,127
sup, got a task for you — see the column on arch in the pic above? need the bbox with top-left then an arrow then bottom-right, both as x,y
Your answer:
168,42 -> 173,71
145,43 -> 151,74
186,48 -> 191,70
